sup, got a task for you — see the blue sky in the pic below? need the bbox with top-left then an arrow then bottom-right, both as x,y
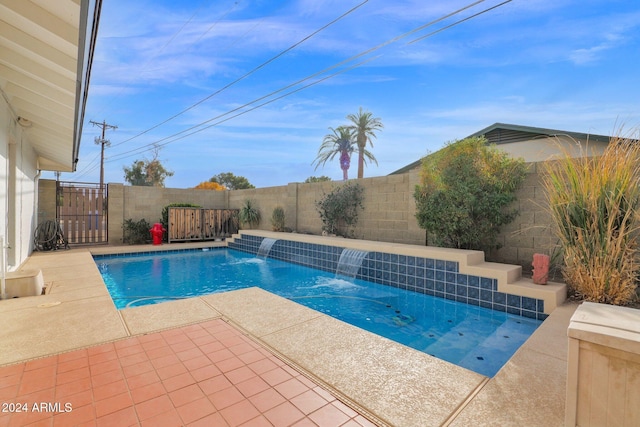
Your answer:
61,0 -> 639,188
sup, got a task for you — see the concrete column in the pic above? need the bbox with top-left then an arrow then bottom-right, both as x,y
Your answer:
107,183 -> 124,244
287,182 -> 298,232
37,179 -> 57,224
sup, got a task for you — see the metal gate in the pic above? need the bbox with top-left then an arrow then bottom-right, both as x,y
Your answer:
57,181 -> 108,244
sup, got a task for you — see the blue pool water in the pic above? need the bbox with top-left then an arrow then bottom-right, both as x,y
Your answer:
96,248 -> 541,377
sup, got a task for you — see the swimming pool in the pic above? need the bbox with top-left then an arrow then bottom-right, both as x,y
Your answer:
96,248 -> 541,377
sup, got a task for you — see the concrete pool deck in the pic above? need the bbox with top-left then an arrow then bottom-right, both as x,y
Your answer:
0,243 -> 576,426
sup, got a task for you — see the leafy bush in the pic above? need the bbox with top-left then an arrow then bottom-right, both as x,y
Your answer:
193,181 -> 225,190
543,132 -> 640,305
304,176 -> 332,183
413,137 -> 527,251
238,200 -> 261,228
123,218 -> 152,244
271,206 -> 286,231
315,182 -> 364,237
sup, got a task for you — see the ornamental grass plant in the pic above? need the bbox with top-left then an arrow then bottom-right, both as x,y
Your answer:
543,130 -> 640,305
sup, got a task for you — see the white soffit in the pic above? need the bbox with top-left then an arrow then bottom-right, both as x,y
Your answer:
0,0 -> 99,172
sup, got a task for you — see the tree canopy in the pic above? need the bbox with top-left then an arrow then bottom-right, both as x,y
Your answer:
123,148 -> 173,187
313,126 -> 356,181
209,172 -> 255,190
346,107 -> 383,179
304,176 -> 332,183
194,181 -> 225,190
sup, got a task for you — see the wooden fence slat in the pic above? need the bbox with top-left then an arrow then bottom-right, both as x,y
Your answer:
68,187 -> 77,242
96,188 -> 104,242
56,182 -> 108,245
168,208 -> 238,242
81,188 -> 90,243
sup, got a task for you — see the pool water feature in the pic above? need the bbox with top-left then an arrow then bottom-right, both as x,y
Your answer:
256,237 -> 277,258
336,248 -> 369,278
96,248 -> 541,377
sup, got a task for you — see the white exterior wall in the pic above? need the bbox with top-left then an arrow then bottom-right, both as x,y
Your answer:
495,136 -> 609,162
0,96 -> 39,271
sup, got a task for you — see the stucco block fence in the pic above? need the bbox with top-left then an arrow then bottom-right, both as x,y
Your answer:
38,161 -> 558,271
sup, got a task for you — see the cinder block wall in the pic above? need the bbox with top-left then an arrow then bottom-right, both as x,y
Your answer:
491,162 -> 559,272
228,185 -> 291,231
38,160 -> 559,267
108,184 -> 228,244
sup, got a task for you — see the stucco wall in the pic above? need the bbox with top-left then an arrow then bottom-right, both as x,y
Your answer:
0,97 -> 39,270
496,136 -> 608,163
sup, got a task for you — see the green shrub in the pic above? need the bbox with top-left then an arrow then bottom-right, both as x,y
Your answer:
271,206 -> 286,231
543,132 -> 640,305
123,218 -> 152,244
238,200 -> 261,229
413,137 -> 527,251
315,182 -> 364,237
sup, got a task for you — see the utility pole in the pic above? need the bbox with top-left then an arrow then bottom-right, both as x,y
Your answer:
90,120 -> 117,192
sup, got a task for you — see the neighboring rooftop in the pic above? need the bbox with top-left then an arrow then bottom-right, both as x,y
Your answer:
390,122 -> 613,175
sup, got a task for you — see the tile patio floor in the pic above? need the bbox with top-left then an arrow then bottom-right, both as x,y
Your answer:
0,319 -> 375,427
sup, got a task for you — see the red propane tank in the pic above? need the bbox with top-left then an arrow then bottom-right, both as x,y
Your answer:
150,223 -> 166,245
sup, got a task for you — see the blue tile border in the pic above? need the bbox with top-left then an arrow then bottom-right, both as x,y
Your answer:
230,236 -> 548,321
93,247 -> 223,260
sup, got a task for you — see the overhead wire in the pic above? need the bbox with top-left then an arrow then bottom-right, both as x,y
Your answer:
92,0 -> 234,118
76,0 -> 249,180
103,0 -> 498,163
109,0 -> 371,149
193,0 -> 241,45
408,0 -> 512,45
72,0 -> 513,179
71,152 -> 102,181
106,56 -> 380,162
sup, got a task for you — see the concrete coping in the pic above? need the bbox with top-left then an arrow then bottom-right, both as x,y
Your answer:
231,230 -> 567,314
568,301 -> 640,355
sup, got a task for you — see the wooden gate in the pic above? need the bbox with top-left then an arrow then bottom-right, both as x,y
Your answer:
168,208 -> 238,242
57,181 -> 108,244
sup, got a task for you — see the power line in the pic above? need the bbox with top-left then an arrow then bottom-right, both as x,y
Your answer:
408,0 -> 512,45
109,0 -> 371,149
103,0 -> 497,162
105,56 -> 379,163
72,0 -> 511,180
94,1 -> 238,118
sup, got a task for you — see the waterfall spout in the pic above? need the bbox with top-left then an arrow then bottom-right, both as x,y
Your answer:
256,238 -> 278,258
335,249 -> 368,278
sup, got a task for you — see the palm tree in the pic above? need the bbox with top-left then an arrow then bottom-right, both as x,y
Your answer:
346,107 -> 383,179
313,126 -> 356,181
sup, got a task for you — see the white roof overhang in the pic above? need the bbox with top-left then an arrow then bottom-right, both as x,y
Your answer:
0,0 -> 102,171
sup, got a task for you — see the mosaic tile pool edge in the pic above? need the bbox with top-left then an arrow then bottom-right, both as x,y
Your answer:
229,235 -> 548,321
